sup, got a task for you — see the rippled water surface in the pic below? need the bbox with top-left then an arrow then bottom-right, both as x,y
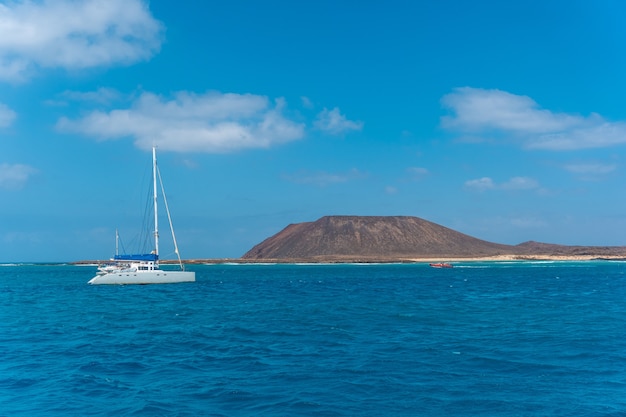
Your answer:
1,262 -> 626,416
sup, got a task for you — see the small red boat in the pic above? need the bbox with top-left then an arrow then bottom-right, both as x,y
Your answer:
429,262 -> 453,268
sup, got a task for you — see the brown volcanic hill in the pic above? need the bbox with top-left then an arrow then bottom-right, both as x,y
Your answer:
242,215 -> 517,260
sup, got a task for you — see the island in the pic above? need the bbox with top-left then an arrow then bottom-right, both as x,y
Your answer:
238,215 -> 626,263
75,216 -> 626,265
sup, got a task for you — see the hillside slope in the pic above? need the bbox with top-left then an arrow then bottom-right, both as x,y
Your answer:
242,215 -> 516,260
242,215 -> 626,261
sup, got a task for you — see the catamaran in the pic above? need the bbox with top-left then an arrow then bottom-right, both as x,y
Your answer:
88,147 -> 195,285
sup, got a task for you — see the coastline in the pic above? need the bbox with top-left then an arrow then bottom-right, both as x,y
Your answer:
70,254 -> 626,266
172,254 -> 626,264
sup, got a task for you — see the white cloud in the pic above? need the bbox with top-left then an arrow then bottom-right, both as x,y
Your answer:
441,87 -> 580,133
464,177 -> 495,192
465,176 -> 539,192
0,102 -> 16,127
284,168 -> 366,187
0,0 -> 163,82
441,87 -> 626,150
0,163 -> 37,189
57,91 -> 306,153
527,123 -> 626,150
563,162 -> 618,181
314,107 -> 363,135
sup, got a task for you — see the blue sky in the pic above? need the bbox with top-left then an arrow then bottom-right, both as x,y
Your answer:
2,0 -> 626,261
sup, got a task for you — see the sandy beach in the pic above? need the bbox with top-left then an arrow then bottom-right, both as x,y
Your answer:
175,254 -> 626,264
73,253 -> 626,266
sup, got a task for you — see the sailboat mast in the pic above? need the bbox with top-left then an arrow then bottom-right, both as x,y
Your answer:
153,146 -> 159,257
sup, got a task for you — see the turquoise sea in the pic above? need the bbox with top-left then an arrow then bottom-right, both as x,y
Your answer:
1,262 -> 625,416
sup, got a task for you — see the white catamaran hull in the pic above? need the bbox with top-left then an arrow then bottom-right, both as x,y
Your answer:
89,270 -> 195,285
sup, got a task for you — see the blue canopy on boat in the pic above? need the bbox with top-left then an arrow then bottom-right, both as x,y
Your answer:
113,254 -> 158,261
